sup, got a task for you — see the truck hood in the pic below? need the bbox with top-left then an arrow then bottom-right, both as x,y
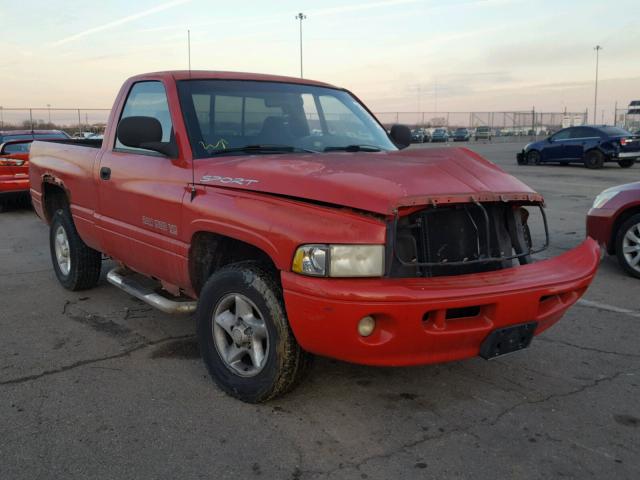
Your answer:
194,147 -> 542,215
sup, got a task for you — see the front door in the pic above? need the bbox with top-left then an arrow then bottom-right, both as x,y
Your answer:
544,128 -> 572,161
96,80 -> 191,286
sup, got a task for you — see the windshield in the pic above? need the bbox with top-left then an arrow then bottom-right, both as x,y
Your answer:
177,80 -> 397,158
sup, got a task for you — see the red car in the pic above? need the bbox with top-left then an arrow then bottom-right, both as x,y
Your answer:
587,182 -> 640,278
0,140 -> 33,206
29,71 -> 599,402
0,131 -> 70,208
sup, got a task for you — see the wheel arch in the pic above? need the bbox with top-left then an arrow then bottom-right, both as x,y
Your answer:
609,205 -> 640,255
41,178 -> 70,224
188,231 -> 280,296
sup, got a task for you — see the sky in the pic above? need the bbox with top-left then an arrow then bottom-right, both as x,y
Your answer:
1,0 -> 639,124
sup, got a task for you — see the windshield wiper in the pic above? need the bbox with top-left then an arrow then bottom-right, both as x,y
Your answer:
324,144 -> 382,152
208,144 -> 317,155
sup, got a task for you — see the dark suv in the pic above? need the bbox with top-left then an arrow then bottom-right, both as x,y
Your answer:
517,126 -> 640,169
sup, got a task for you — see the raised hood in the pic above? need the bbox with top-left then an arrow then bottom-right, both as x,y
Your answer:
194,147 -> 542,215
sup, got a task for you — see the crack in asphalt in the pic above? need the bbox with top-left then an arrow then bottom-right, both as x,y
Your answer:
301,426 -> 480,479
488,370 -> 632,427
537,336 -> 640,359
294,370 -> 635,479
0,334 -> 195,387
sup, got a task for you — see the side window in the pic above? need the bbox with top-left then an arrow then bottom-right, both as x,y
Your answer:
319,95 -> 372,140
116,81 -> 173,152
552,129 -> 571,141
572,127 -> 594,138
302,93 -> 321,135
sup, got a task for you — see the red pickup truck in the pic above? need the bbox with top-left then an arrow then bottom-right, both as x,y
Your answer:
29,71 -> 600,402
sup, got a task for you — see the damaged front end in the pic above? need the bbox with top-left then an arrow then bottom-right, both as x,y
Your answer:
388,200 -> 548,278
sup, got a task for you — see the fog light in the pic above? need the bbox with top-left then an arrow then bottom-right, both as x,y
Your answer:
358,316 -> 376,337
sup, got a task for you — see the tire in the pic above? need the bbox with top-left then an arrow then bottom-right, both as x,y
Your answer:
615,214 -> 640,279
584,150 -> 605,169
526,150 -> 541,165
50,209 -> 102,291
197,261 -> 312,403
618,159 -> 635,168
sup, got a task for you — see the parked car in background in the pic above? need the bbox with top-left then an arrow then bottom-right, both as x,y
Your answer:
0,140 -> 33,208
452,128 -> 471,142
431,128 -> 449,142
0,129 -> 70,143
28,70 -> 599,402
475,126 -> 492,141
587,182 -> 640,278
517,126 -> 640,169
410,128 -> 427,143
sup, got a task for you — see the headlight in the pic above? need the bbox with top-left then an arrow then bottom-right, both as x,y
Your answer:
592,190 -> 619,209
524,143 -> 532,150
292,244 -> 385,277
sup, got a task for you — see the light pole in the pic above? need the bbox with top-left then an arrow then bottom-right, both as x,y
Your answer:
593,45 -> 602,124
295,12 -> 306,78
47,104 -> 51,124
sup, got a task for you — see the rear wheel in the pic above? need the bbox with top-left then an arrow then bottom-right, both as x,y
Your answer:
584,150 -> 604,169
50,209 -> 102,290
618,159 -> 635,168
615,214 -> 640,279
526,150 -> 541,165
197,261 -> 312,403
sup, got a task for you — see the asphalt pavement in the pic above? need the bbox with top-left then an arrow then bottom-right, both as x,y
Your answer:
1,140 -> 639,479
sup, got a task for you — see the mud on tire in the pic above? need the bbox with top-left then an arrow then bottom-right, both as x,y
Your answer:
50,208 -> 102,290
196,261 -> 312,403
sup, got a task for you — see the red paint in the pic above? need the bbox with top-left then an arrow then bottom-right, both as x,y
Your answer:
0,140 -> 32,197
29,71 -> 599,367
587,182 -> 640,253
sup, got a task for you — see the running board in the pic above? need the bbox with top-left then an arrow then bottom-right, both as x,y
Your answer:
106,267 -> 197,315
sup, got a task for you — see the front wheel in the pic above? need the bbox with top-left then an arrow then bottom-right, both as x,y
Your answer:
618,159 -> 635,168
526,150 -> 541,165
50,209 -> 102,290
615,214 -> 640,279
584,150 -> 605,169
197,262 -> 311,403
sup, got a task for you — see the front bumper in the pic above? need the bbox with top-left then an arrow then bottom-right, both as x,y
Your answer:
282,239 -> 599,366
586,207 -> 615,252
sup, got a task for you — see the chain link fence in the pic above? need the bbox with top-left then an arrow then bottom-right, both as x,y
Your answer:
373,110 -> 588,136
0,108 -> 111,137
0,107 -> 594,140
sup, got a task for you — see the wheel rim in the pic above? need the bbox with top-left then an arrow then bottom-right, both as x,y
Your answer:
212,293 -> 269,377
529,152 -> 540,164
622,222 -> 640,273
54,225 -> 71,276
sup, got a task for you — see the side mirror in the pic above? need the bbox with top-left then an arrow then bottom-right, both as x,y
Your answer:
547,137 -> 553,143
117,116 -> 177,157
389,124 -> 412,149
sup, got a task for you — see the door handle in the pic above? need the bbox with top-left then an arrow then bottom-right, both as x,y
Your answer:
100,167 -> 111,180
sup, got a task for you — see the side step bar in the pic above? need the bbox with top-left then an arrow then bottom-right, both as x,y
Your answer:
106,267 -> 197,315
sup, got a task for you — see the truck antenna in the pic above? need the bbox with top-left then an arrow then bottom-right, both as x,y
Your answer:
187,29 -> 191,78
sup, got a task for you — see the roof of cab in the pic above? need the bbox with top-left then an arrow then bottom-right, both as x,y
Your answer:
127,70 -> 339,89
